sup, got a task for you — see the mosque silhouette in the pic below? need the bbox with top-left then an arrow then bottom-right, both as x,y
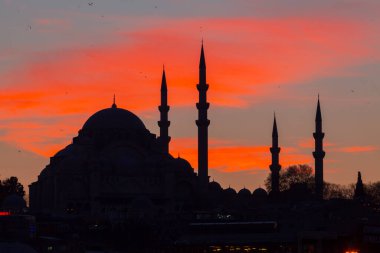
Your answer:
28,44 -> 356,217
25,44 -> 380,253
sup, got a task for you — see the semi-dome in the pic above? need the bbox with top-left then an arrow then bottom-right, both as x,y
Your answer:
82,105 -> 146,132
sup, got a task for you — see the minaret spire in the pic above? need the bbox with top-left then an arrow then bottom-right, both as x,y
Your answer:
313,96 -> 325,200
270,113 -> 281,196
161,66 -> 167,93
199,42 -> 206,84
112,94 -> 117,108
158,67 -> 171,153
196,42 -> 210,190
272,113 -> 278,139
354,171 -> 365,199
316,95 -> 322,131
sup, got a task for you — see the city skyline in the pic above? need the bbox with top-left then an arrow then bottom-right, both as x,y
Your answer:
0,0 -> 379,191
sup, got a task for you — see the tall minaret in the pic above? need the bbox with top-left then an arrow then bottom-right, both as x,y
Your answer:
313,96 -> 325,200
158,67 -> 171,153
270,114 -> 281,195
354,171 -> 365,199
196,43 -> 210,189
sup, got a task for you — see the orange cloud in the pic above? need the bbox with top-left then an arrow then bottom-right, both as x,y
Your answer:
0,15 -> 378,164
336,146 -> 379,153
298,138 -> 336,148
2,16 -> 377,113
171,138 -> 312,173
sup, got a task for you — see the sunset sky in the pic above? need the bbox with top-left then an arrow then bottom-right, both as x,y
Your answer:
0,0 -> 379,192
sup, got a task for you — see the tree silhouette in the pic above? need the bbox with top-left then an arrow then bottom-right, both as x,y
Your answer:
265,164 -> 314,192
364,182 -> 380,205
0,176 -> 25,204
324,182 -> 354,199
265,164 -> 355,200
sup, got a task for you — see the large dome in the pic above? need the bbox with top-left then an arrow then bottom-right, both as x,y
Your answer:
82,105 -> 146,132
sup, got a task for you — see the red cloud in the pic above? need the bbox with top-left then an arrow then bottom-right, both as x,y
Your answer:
34,18 -> 70,29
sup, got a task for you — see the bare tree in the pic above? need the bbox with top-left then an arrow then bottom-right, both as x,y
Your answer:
324,183 -> 354,199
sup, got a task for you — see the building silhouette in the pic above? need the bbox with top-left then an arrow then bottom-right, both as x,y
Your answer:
29,44 -> 331,217
26,44 -> 380,253
29,98 -> 198,217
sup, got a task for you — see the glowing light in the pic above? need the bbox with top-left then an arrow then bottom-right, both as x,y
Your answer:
0,211 -> 10,216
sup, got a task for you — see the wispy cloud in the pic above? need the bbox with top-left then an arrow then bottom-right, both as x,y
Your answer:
0,1 -> 379,188
336,145 -> 379,153
298,138 -> 336,148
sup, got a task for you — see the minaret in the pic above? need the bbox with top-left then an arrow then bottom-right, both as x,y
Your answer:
157,67 -> 171,153
354,171 -> 365,199
112,94 -> 117,108
270,114 -> 281,196
196,43 -> 210,190
313,96 -> 325,200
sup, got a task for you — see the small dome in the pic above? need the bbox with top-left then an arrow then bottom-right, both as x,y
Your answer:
224,187 -> 237,196
209,181 -> 222,192
238,188 -> 251,197
2,194 -> 26,210
82,106 -> 146,132
173,157 -> 194,174
252,188 -> 268,199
